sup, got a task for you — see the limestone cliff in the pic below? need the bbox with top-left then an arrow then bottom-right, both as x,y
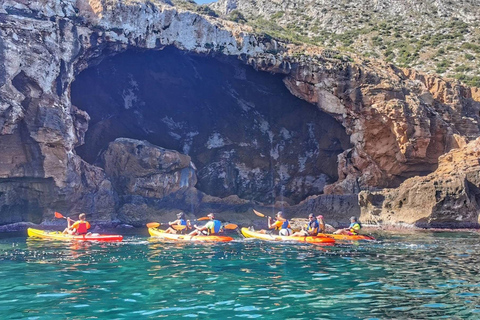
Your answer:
359,137 -> 480,228
0,0 -> 479,228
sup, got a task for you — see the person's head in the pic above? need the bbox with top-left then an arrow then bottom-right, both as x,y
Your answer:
308,213 -> 316,220
79,213 -> 86,220
207,213 -> 215,220
177,212 -> 185,220
317,215 -> 324,221
276,211 -> 284,219
350,216 -> 357,222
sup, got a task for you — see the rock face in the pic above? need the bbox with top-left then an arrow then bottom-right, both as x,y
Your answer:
100,138 -> 197,199
359,138 -> 480,227
0,0 -> 480,227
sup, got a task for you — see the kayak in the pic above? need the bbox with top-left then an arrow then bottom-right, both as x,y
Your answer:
27,228 -> 123,242
318,233 -> 375,241
241,228 -> 335,244
148,228 -> 233,242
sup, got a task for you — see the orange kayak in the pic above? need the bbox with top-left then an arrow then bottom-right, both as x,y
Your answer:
318,233 -> 375,241
148,228 -> 233,242
241,228 -> 335,244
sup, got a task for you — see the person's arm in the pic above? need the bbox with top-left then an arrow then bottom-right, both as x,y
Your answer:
70,221 -> 81,231
169,219 -> 180,226
267,217 -> 273,229
67,217 -> 74,228
195,221 -> 210,232
86,222 -> 91,230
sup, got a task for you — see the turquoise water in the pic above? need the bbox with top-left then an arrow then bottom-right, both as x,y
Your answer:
1,231 -> 480,319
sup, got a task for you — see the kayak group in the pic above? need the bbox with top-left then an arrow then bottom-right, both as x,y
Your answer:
27,210 -> 375,243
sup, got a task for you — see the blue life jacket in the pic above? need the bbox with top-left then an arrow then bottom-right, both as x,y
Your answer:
208,220 -> 222,235
307,220 -> 320,234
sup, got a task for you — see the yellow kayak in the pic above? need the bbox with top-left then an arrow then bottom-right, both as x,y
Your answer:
241,228 -> 335,244
148,228 -> 233,242
27,228 -> 123,242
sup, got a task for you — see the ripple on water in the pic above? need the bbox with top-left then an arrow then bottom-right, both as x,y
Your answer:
1,232 -> 480,318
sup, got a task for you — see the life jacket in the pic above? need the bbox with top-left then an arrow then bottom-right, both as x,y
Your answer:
179,219 -> 187,226
349,222 -> 361,235
305,220 -> 320,234
76,222 -> 88,235
208,220 -> 222,235
275,219 -> 290,231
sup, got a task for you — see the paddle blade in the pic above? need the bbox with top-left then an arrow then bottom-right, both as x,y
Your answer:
197,217 -> 210,221
54,212 -> 65,219
224,224 -> 238,230
172,225 -> 186,231
253,209 -> 266,218
146,222 -> 160,228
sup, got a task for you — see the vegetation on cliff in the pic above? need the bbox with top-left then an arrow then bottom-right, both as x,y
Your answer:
208,0 -> 480,87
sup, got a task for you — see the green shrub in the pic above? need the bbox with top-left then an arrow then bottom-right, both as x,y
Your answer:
229,10 -> 247,23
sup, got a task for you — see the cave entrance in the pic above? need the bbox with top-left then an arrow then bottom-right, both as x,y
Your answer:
71,46 -> 351,204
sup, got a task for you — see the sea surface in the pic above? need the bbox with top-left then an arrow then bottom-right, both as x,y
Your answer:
1,230 -> 480,319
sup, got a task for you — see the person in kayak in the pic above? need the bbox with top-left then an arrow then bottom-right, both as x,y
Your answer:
258,211 -> 292,236
165,212 -> 191,234
189,213 -> 222,236
334,216 -> 362,235
291,213 -> 321,236
63,213 -> 91,235
317,215 -> 326,233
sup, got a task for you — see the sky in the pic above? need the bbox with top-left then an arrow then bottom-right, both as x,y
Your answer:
194,0 -> 216,4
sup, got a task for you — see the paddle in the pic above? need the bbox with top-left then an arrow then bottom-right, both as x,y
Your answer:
223,223 -> 238,230
54,211 -> 69,220
253,209 -> 272,219
146,222 -> 186,231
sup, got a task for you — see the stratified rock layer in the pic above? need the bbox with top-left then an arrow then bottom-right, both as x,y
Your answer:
359,138 -> 480,227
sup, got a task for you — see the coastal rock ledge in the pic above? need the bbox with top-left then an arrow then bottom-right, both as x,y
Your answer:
1,0 -> 480,228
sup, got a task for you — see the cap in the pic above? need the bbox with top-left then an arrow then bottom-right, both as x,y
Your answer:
177,212 -> 185,218
308,213 -> 315,218
207,213 -> 215,218
317,215 -> 324,219
276,211 -> 284,218
350,216 -> 357,221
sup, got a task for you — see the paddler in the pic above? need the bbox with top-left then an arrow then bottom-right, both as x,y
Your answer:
189,213 -> 222,236
63,213 -> 91,235
317,214 -> 326,233
258,211 -> 292,236
165,212 -> 191,234
291,213 -> 321,236
334,216 -> 362,235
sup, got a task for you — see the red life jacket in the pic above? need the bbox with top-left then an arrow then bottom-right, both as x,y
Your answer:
76,222 -> 88,235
